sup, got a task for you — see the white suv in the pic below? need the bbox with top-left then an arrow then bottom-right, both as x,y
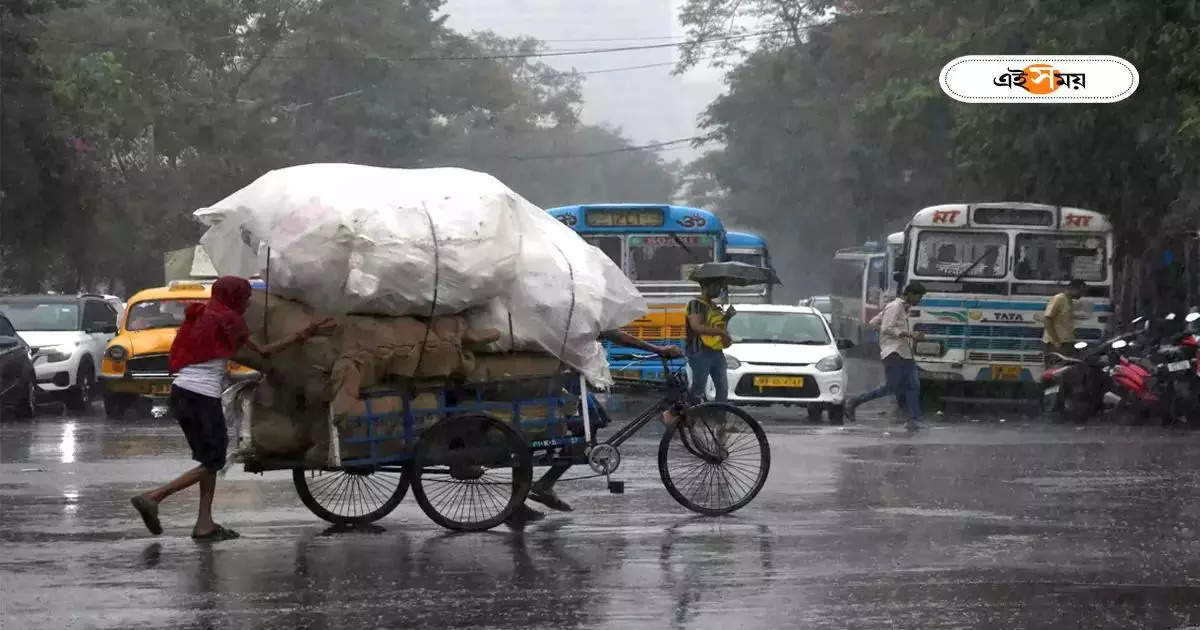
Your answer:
689,304 -> 854,423
0,294 -> 119,411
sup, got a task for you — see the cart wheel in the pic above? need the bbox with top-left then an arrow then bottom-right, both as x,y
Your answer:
409,414 -> 532,532
292,467 -> 410,525
658,402 -> 770,516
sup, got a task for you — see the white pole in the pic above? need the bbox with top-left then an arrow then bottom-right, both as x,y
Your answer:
579,374 -> 592,445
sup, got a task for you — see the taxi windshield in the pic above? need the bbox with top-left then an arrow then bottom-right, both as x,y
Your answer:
728,311 -> 831,345
125,299 -> 206,331
628,234 -> 716,282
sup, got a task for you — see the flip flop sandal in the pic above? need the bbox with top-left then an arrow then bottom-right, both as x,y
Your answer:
131,496 -> 163,536
527,490 -> 573,512
192,525 -> 240,542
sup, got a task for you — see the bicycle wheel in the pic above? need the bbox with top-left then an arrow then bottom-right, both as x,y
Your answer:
658,402 -> 770,515
410,414 -> 532,531
293,466 -> 410,525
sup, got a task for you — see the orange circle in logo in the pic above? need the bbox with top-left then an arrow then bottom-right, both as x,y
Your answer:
1021,64 -> 1061,94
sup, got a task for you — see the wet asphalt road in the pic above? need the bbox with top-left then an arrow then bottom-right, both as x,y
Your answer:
3,359 -> 1200,629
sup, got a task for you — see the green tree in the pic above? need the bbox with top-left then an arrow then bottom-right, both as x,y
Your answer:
679,0 -> 1200,308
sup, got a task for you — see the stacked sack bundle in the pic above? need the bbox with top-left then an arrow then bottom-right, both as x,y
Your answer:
199,164 -> 644,465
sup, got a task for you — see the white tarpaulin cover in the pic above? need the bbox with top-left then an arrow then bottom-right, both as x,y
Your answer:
196,163 -> 646,385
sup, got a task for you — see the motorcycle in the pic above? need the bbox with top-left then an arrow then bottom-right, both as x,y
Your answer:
1152,311 -> 1200,425
1041,315 -> 1162,424
1041,335 -> 1124,424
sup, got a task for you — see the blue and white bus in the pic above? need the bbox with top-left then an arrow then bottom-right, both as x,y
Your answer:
725,231 -> 772,304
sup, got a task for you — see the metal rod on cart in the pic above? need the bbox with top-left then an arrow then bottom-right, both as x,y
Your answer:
579,374 -> 592,445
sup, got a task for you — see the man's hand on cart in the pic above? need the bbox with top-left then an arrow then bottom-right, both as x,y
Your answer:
302,317 -> 338,339
655,345 -> 684,359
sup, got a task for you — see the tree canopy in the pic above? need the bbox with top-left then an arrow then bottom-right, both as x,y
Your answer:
0,0 -> 677,294
678,0 -> 1200,310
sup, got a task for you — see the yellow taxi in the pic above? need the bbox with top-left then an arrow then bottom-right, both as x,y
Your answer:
100,280 -> 257,418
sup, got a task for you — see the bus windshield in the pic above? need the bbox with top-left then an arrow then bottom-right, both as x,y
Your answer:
628,234 -> 715,282
584,235 -> 622,268
1014,233 -> 1106,281
915,231 -> 1008,278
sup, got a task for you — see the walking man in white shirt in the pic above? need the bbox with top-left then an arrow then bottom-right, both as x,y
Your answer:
845,282 -> 928,432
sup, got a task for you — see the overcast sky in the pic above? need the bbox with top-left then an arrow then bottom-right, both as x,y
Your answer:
439,0 -> 725,162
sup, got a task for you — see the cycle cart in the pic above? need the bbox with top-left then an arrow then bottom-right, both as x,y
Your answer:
243,358 -> 770,532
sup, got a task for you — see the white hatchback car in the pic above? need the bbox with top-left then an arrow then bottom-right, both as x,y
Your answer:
690,304 -> 854,423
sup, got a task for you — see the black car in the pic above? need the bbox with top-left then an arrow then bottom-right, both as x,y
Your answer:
0,312 -> 37,419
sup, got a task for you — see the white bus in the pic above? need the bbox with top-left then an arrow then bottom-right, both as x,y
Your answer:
896,203 -> 1113,386
830,233 -> 904,349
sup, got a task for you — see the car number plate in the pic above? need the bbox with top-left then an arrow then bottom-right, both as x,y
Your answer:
1044,385 -> 1060,396
992,364 -> 1022,381
1167,360 -> 1192,373
754,376 -> 805,388
149,383 -> 172,396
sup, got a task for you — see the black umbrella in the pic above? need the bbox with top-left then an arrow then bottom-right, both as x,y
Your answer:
688,262 -> 781,287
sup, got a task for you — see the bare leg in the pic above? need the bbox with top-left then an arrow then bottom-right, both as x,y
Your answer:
194,469 -> 217,536
142,465 -> 208,504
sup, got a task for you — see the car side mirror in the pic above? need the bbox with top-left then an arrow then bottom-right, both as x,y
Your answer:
837,338 -> 855,350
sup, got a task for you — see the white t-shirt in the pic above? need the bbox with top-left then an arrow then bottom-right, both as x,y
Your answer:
173,359 -> 228,398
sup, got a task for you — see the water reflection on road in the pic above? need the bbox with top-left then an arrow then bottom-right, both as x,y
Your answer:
2,393 -> 1200,628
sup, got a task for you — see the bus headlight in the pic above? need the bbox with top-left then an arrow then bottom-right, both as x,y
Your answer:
816,355 -> 843,372
725,356 -> 742,370
914,341 -> 944,357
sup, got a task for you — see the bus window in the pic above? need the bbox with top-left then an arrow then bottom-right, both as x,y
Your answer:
867,257 -> 884,304
831,260 -> 864,297
584,235 -> 623,268
1014,234 -> 1106,281
915,231 -> 1008,278
728,252 -> 764,267
628,235 -> 715,282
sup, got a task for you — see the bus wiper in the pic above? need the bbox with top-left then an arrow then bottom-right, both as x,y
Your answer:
672,233 -> 706,263
954,250 -> 992,282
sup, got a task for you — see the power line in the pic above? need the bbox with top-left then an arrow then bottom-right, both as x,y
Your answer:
431,136 -> 715,162
23,27 -> 783,63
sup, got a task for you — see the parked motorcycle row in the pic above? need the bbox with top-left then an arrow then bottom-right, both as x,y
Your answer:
1042,309 -> 1200,426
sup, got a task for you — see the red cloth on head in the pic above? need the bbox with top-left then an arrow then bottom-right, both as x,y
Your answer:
168,276 -> 252,373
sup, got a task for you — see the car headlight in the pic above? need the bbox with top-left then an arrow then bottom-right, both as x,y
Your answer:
725,356 -> 742,370
38,345 -> 73,363
915,340 -> 944,356
815,354 -> 843,372
106,345 -> 128,361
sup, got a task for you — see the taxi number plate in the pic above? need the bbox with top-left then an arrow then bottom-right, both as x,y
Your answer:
150,383 -> 172,396
1167,360 -> 1192,373
992,364 -> 1022,381
754,376 -> 804,388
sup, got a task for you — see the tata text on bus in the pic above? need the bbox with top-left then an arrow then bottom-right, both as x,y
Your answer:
895,202 -> 1113,390
547,204 -> 726,380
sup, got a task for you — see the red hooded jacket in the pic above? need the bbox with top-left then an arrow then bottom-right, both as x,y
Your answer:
168,276 -> 252,373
